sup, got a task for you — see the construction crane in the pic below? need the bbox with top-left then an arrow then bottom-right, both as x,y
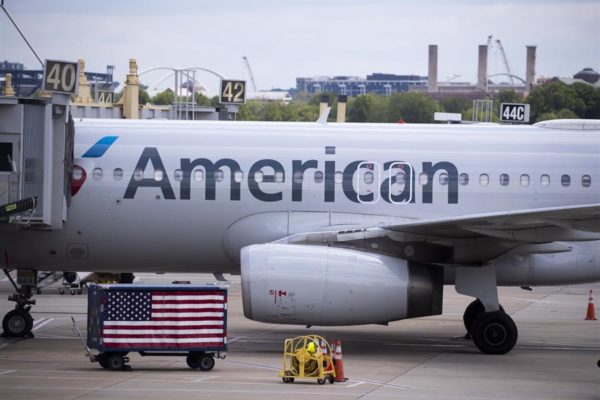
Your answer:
495,39 -> 515,84
242,56 -> 257,92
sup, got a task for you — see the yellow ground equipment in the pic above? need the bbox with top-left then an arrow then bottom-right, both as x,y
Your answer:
279,335 -> 336,384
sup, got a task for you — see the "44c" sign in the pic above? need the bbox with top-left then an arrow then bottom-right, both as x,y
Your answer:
500,103 -> 530,123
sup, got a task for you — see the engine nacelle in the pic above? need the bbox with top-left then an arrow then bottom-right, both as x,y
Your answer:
241,244 -> 443,326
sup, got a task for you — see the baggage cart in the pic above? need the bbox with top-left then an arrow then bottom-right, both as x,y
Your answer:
80,284 -> 227,371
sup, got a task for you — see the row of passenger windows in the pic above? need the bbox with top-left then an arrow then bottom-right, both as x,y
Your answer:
431,172 -> 592,188
80,167 -> 593,188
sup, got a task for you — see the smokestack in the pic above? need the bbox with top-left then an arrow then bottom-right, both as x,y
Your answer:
336,95 -> 347,123
428,45 -> 438,92
319,94 -> 329,117
477,45 -> 488,91
526,46 -> 536,92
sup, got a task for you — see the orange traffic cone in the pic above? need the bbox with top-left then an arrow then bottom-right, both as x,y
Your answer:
333,340 -> 348,382
585,289 -> 597,320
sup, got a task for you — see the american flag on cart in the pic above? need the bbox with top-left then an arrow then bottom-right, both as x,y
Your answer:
101,290 -> 226,349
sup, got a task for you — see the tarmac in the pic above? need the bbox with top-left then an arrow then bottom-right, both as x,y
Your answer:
0,272 -> 598,400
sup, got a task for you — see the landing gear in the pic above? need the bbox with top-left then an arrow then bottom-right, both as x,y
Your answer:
463,299 -> 505,336
2,269 -> 36,338
2,309 -> 33,337
470,311 -> 518,355
455,265 -> 518,355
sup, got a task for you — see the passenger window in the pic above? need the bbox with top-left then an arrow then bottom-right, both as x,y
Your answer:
254,171 -> 264,183
500,174 -> 509,186
133,169 -> 143,181
215,169 -> 224,182
73,166 -> 84,180
540,174 -> 550,186
364,171 -> 374,184
396,172 -> 405,184
293,171 -> 303,183
314,171 -> 323,183
335,171 -> 343,184
582,175 -> 592,187
561,174 -> 570,187
113,168 -> 123,181
520,174 -> 530,187
479,174 -> 489,186
459,173 -> 469,185
174,169 -> 183,181
234,170 -> 244,183
93,168 -> 103,180
154,169 -> 163,181
439,173 -> 448,185
275,171 -> 284,183
194,170 -> 204,182
419,173 -> 428,185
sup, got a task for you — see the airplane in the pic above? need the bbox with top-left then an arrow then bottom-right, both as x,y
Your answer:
1,117 -> 600,355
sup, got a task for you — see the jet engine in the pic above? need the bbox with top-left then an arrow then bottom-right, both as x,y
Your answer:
241,244 -> 443,326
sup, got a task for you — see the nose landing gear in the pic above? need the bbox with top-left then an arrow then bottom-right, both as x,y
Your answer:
2,269 -> 36,338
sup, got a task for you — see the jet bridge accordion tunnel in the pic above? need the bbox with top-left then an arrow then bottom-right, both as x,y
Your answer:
240,243 -> 443,326
0,95 -> 74,229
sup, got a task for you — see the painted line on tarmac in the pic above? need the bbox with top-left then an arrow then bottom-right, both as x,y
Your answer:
351,378 -> 414,390
32,317 -> 53,332
224,359 -> 280,371
191,375 -> 220,383
347,380 -> 366,388
0,369 -> 15,375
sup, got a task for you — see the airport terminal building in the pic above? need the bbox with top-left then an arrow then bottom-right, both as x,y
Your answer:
296,73 -> 427,96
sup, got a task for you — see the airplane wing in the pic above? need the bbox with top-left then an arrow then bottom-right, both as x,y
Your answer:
276,203 -> 600,264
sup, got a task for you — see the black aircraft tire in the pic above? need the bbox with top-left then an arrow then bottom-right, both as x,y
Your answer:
471,311 -> 518,355
463,299 -> 505,334
2,309 -> 33,338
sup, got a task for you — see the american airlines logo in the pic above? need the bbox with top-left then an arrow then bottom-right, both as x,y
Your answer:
122,147 -> 459,205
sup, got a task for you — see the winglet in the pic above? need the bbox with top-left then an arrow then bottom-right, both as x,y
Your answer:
317,107 -> 331,124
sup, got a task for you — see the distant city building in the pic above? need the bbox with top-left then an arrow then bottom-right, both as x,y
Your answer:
0,60 -> 117,97
296,73 -> 427,96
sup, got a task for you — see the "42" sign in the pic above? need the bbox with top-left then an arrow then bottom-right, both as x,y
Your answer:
219,79 -> 246,105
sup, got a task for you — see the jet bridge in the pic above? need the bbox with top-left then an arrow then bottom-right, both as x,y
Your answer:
0,93 -> 74,230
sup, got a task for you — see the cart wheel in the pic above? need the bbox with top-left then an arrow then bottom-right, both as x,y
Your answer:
282,377 -> 294,383
317,378 -> 326,385
98,353 -> 110,369
59,288 -> 64,295
198,355 -> 215,371
328,374 -> 335,384
70,289 -> 76,295
36,288 -> 42,295
77,288 -> 83,295
106,354 -> 125,371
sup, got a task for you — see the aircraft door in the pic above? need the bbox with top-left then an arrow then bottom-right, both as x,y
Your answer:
0,134 -> 20,207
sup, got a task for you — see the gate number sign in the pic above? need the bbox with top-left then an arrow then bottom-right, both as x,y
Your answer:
500,103 -> 530,123
219,79 -> 246,105
43,60 -> 80,95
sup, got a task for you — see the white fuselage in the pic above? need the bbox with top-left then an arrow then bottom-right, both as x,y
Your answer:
1,119 -> 599,277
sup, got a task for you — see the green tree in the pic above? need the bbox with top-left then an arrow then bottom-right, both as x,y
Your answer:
439,96 -> 471,114
347,94 -> 374,122
138,87 -> 151,105
570,82 -> 600,119
387,92 -> 438,123
495,89 -> 524,105
152,89 -> 175,105
195,93 -> 212,106
526,80 -> 579,122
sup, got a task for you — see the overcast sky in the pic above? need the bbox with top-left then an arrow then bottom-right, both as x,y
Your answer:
1,0 -> 599,92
